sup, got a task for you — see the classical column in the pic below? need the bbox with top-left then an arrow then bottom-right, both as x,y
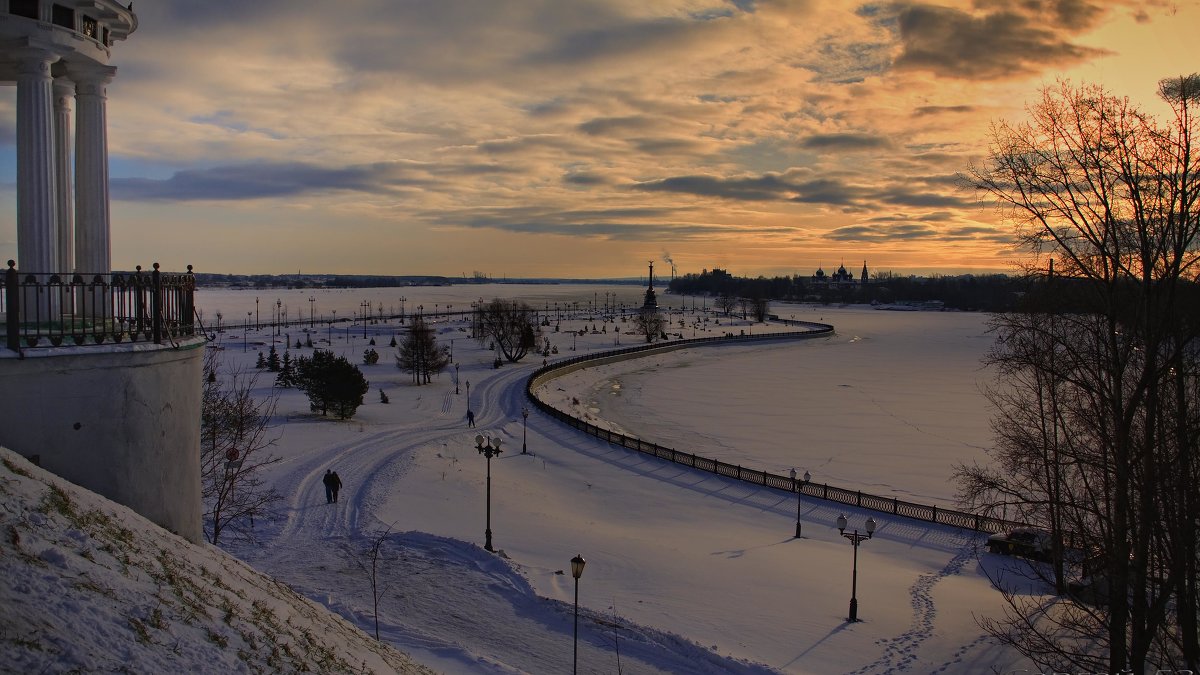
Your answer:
15,48 -> 60,275
54,77 -> 76,273
71,65 -> 116,276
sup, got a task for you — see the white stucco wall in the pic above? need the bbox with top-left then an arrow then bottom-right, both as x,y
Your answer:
0,337 -> 205,543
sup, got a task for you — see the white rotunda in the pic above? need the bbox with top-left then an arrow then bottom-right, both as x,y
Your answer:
1,0 -> 136,276
1,2 -> 206,543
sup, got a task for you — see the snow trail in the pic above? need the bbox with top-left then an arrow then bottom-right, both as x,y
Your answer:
848,547 -> 975,674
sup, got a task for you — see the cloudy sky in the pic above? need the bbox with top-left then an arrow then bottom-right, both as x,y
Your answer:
1,0 -> 1195,278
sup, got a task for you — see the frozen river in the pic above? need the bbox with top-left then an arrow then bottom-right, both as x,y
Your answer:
542,303 -> 997,505
195,282 -> 657,327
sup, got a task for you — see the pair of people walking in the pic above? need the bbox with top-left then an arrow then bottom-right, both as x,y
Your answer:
323,469 -> 342,504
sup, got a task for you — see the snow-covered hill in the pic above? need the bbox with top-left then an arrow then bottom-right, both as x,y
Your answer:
0,447 -> 433,674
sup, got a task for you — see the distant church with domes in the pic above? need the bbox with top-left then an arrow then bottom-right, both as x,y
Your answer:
811,261 -> 869,287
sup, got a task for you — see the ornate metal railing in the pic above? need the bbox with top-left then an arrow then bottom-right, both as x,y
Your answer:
3,260 -> 197,353
527,326 -> 1023,534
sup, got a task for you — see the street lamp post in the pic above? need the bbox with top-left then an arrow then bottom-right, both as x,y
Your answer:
361,301 -> 370,338
836,514 -> 876,622
466,380 -> 471,415
455,364 -> 460,395
790,469 -> 811,538
521,407 -> 529,454
255,296 -> 260,330
276,299 -> 281,336
399,296 -> 406,323
571,554 -> 586,675
309,296 -> 315,327
244,312 -> 251,352
475,435 -> 504,552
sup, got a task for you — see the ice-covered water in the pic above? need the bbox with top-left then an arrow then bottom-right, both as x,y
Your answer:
195,282 -> 662,327
556,304 -> 997,504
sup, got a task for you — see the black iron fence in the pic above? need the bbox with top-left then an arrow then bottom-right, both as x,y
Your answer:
526,325 -> 1019,534
3,260 -> 197,353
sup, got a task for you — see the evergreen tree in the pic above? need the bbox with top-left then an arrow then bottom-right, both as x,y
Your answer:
255,352 -> 266,369
294,349 -> 370,419
266,345 -> 281,372
275,351 -> 295,388
396,317 -> 450,385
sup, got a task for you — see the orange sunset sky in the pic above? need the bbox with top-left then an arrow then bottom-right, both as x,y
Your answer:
2,0 -> 1196,278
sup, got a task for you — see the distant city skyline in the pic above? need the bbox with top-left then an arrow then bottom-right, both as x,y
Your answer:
2,1 -> 1195,279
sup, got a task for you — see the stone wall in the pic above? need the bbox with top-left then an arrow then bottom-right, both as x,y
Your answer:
0,336 -> 206,542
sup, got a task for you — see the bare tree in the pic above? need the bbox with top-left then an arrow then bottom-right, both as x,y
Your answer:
396,317 -> 450,384
201,352 -> 283,545
356,523 -> 394,641
631,308 -> 665,343
346,526 -> 436,643
752,297 -> 770,322
716,293 -> 737,316
475,298 -> 539,362
956,77 -> 1200,674
736,297 -> 751,320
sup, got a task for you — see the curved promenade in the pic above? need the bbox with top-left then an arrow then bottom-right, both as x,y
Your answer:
525,320 -> 1017,534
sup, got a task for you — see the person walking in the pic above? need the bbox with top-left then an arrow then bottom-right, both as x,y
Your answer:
467,409 -> 476,428
322,470 -> 335,504
330,471 -> 342,503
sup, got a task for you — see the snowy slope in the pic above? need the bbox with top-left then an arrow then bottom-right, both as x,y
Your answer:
0,447 -> 433,674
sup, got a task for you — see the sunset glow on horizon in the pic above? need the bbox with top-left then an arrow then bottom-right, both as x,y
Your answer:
2,1 -> 1196,279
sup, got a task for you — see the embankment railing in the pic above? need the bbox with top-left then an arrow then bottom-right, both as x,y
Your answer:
526,324 -> 1017,534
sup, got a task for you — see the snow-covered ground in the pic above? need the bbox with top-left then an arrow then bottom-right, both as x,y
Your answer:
6,285 -> 1037,674
192,286 -> 1030,674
